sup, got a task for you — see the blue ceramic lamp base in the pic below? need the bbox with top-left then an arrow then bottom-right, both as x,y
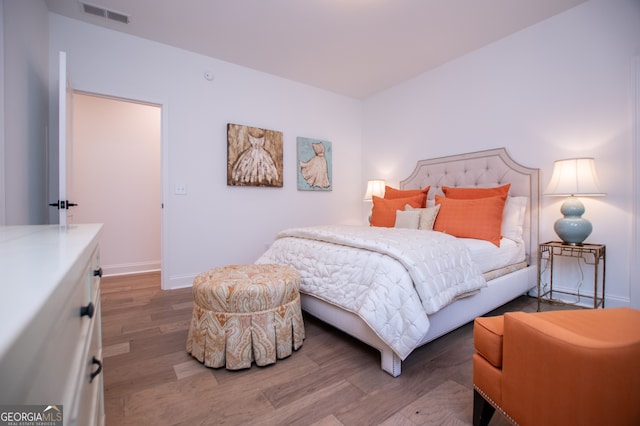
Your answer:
554,195 -> 592,246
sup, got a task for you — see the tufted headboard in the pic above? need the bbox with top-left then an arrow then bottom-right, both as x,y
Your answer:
399,148 -> 540,266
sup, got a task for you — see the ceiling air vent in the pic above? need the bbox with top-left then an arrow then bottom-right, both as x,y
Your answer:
81,2 -> 130,24
106,10 -> 130,24
82,3 -> 106,18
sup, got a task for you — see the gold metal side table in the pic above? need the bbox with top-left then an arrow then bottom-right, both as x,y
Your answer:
537,241 -> 606,311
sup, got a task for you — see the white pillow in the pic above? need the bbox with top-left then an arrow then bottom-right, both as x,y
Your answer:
405,204 -> 441,231
502,196 -> 527,242
394,210 -> 420,229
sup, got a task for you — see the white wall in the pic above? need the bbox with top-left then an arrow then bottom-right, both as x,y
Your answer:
1,0 -> 50,225
72,93 -> 161,276
362,0 -> 640,307
633,57 -> 640,309
49,14 -> 363,289
0,1 -> 4,226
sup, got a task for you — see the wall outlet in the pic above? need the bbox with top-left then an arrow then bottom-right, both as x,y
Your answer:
175,184 -> 187,195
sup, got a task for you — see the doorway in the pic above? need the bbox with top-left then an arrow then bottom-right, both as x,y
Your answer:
72,92 -> 162,277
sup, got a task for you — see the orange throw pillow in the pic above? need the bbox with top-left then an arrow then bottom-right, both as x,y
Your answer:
442,184 -> 510,199
384,185 -> 429,208
433,195 -> 506,246
371,195 -> 424,227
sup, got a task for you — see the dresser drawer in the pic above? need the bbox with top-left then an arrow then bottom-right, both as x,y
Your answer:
70,293 -> 104,426
23,247 -> 100,405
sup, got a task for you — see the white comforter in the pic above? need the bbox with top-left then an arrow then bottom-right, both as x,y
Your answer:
255,225 -> 486,359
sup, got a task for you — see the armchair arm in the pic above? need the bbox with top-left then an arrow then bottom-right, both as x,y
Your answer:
501,309 -> 640,426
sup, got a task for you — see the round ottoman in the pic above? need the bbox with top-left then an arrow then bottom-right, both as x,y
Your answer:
186,264 -> 305,370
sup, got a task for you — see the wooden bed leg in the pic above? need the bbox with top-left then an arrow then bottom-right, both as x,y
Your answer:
380,349 -> 402,377
473,389 -> 495,426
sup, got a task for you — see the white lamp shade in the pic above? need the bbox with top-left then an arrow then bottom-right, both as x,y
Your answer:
363,180 -> 385,201
544,158 -> 605,196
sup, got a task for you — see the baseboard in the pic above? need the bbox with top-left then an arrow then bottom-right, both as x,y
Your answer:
165,273 -> 197,290
102,261 -> 161,277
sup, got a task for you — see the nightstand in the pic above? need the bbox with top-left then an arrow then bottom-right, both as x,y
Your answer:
537,241 -> 606,311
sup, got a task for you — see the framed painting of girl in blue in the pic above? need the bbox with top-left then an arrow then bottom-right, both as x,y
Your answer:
297,137 -> 332,191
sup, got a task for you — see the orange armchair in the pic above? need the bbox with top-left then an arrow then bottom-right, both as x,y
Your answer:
473,308 -> 640,426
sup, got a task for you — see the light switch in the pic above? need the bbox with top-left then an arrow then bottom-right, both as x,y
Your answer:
175,184 -> 187,195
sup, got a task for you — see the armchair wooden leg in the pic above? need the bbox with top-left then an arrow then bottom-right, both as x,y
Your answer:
473,389 -> 495,426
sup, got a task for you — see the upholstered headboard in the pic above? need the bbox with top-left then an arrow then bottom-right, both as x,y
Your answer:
399,148 -> 540,266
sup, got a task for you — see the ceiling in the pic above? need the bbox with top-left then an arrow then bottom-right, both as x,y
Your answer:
45,0 -> 586,99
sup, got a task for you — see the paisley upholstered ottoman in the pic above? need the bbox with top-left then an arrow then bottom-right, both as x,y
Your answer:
186,264 -> 305,370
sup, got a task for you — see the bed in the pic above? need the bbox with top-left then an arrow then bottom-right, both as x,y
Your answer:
256,148 -> 539,376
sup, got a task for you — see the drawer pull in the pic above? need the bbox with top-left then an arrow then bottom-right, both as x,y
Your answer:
80,302 -> 95,319
90,357 -> 102,383
93,267 -> 103,278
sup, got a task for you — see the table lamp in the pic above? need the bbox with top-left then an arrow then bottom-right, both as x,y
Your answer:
544,158 -> 605,245
363,179 -> 385,201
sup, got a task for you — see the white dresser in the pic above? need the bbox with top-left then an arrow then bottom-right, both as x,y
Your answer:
0,224 -> 105,426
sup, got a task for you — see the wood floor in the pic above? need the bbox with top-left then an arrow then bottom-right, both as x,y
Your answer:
100,272 -> 540,426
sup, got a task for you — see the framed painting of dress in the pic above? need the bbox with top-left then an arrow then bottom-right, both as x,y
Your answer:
297,137 -> 332,191
227,123 -> 283,187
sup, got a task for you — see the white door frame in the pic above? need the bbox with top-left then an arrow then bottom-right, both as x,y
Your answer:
58,51 -> 74,226
632,56 -> 640,309
0,2 -> 6,226
72,87 -> 169,290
